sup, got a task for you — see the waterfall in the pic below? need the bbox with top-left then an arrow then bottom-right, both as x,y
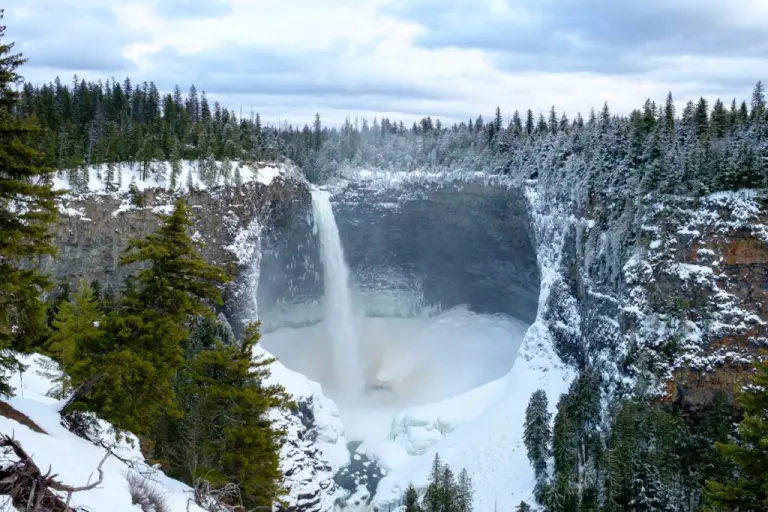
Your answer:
311,189 -> 364,395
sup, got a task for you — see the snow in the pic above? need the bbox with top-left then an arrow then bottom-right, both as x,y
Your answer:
53,160 -> 299,212
1,354 -> 206,512
252,176 -> 576,510
255,343 -> 349,471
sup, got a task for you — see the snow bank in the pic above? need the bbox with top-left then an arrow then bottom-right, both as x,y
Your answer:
54,160 -> 292,197
1,354 -> 206,512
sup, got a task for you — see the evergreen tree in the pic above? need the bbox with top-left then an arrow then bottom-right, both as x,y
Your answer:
663,92 -> 675,133
524,389 -> 552,481
44,280 -> 104,398
440,464 -> 457,511
515,502 -> 532,512
424,453 -> 444,512
184,322 -> 290,508
64,199 -> 229,435
456,468 -> 473,512
169,137 -> 182,190
750,81 -> 765,121
0,12 -> 59,393
705,359 -> 768,510
404,483 -> 422,512
629,460 -> 673,512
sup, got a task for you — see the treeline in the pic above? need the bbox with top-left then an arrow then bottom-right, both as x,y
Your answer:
16,72 -> 768,201
43,202 -> 289,509
522,363 -> 768,511
401,453 -> 474,512
0,18 -> 288,510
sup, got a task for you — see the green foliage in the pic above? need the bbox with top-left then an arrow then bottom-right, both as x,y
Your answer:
128,181 -> 144,207
0,12 -> 59,394
120,198 -> 228,321
539,369 -> 601,511
64,199 -> 229,435
421,453 -> 473,512
182,322 -> 289,507
44,279 -> 104,398
515,501 -> 532,512
705,360 -> 768,511
404,483 -> 422,512
524,389 -> 552,481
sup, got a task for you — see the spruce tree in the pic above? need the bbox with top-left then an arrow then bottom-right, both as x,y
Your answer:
456,468 -> 473,512
64,199 -> 229,435
404,483 -> 422,512
45,280 -> 104,398
440,464 -> 457,511
515,502 -> 531,512
0,12 -> 59,394
629,460 -> 673,512
424,453 -> 444,512
524,389 -> 552,481
189,322 -> 290,508
705,359 -> 768,510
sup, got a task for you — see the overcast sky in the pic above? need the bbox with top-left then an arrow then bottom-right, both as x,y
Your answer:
7,0 -> 768,127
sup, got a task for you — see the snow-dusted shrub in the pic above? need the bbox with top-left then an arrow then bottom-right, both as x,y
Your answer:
126,471 -> 170,512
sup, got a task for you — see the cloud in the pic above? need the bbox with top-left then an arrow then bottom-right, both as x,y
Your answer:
5,0 -> 768,126
7,1 -> 141,72
146,45 -> 448,100
150,0 -> 232,19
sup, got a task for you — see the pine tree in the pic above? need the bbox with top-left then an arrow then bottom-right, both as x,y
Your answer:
405,483 -> 422,512
524,389 -> 552,481
120,198 -> 228,319
169,137 -> 182,190
440,464 -> 457,511
424,453 -> 444,512
188,322 -> 290,507
705,359 -> 768,510
515,502 -> 531,512
63,199 -> 229,435
629,460 -> 673,512
663,92 -> 675,134
0,12 -> 59,393
455,468 -> 473,512
45,280 -> 104,398
750,81 -> 765,121
525,109 -> 534,136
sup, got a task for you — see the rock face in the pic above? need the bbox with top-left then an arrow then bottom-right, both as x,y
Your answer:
45,176 -> 310,322
257,180 -> 540,327
45,167 -> 768,509
47,173 -> 349,511
538,188 -> 768,405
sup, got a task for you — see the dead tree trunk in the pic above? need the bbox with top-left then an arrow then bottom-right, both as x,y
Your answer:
0,435 -> 109,511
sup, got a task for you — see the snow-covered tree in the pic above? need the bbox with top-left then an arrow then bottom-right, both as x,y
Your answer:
524,389 -> 551,481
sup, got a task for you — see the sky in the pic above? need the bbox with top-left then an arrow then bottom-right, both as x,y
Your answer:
7,0 -> 768,127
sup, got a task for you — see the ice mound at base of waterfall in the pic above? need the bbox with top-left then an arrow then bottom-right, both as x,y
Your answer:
261,306 -> 569,509
262,305 -> 529,410
370,321 -> 572,510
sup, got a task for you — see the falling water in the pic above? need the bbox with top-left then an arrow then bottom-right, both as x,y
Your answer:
311,189 -> 364,396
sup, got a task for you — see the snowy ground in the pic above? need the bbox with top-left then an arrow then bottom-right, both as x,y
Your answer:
262,306 -> 528,438
53,160 -> 286,196
1,355 -> 207,512
261,302 -> 570,510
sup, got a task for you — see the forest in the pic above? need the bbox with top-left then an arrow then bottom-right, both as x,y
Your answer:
17,71 -> 768,200
3,9 -> 768,511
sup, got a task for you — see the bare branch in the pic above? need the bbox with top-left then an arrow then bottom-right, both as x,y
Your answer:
0,434 -> 110,511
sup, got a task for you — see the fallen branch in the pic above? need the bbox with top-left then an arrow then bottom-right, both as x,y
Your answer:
0,434 -> 109,511
57,373 -> 103,416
